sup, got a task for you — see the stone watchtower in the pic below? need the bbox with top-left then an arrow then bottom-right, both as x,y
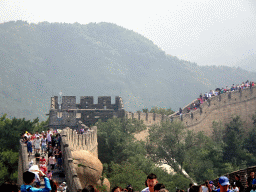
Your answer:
48,96 -> 125,129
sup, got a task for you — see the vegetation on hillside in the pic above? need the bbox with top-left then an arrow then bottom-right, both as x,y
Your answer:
96,113 -> 256,191
148,114 -> 256,184
0,114 -> 48,185
1,20 -> 255,121
96,118 -> 191,191
0,111 -> 256,190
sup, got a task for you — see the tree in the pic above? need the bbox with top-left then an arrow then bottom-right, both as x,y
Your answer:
148,120 -> 192,173
107,162 -> 147,191
149,107 -> 174,116
142,108 -> 149,113
0,114 -> 39,152
243,112 -> 256,165
33,118 -> 49,133
0,150 -> 19,182
0,114 -> 48,184
212,120 -> 225,146
223,116 -> 246,165
96,118 -> 146,164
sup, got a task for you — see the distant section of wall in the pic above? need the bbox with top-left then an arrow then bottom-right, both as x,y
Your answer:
127,86 -> 256,135
125,111 -> 168,126
177,86 -> 256,135
17,140 -> 29,186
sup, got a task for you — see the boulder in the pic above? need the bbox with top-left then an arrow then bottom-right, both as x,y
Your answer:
72,150 -> 103,188
97,177 -> 111,192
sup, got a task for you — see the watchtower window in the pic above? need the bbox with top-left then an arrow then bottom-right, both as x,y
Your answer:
57,112 -> 62,118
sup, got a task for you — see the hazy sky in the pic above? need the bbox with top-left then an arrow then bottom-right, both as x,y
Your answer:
1,0 -> 256,67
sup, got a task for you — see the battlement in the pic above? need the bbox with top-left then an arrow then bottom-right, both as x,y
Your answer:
126,111 -> 167,126
61,125 -> 98,157
127,86 -> 256,135
50,96 -> 124,110
59,126 -> 99,191
49,96 -> 125,128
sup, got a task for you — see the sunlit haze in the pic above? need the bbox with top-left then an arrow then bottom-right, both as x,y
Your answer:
1,0 -> 256,69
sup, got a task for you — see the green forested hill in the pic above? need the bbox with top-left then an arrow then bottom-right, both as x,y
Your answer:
0,20 -> 255,120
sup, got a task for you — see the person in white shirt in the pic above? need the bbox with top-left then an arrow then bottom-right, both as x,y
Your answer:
47,129 -> 52,145
41,135 -> 47,155
48,155 -> 56,170
34,136 -> 41,153
141,173 -> 158,192
231,183 -> 239,192
200,181 -> 210,192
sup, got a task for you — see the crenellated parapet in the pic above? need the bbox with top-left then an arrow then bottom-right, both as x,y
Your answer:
60,125 -> 99,192
61,125 -> 98,157
49,96 -> 125,128
125,111 -> 168,126
128,86 -> 256,135
60,131 -> 83,192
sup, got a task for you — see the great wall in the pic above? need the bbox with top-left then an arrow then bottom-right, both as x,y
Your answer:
17,86 -> 256,191
128,86 -> 256,135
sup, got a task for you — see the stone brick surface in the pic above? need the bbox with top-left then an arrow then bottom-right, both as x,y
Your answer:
49,96 -> 125,128
127,87 -> 256,136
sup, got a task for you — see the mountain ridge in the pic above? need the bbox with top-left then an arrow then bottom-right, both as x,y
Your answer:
0,20 -> 255,120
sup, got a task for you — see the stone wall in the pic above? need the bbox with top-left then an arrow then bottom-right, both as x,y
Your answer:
62,125 -> 98,157
17,140 -> 29,186
60,124 -> 98,192
125,111 -> 168,126
49,96 -> 125,128
127,86 -> 256,135
211,165 -> 256,188
178,86 -> 256,135
60,133 -> 83,192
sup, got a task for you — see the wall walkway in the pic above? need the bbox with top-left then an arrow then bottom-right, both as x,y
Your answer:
127,86 -> 256,135
18,123 -> 98,192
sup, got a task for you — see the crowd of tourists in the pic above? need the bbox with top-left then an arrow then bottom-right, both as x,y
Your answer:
77,127 -> 90,134
3,168 -> 256,192
187,172 -> 256,192
3,131 -> 256,192
107,172 -> 256,192
178,80 -> 255,115
20,129 -> 66,192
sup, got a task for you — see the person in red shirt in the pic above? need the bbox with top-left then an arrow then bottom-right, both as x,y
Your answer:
40,164 -> 47,174
39,156 -> 46,165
